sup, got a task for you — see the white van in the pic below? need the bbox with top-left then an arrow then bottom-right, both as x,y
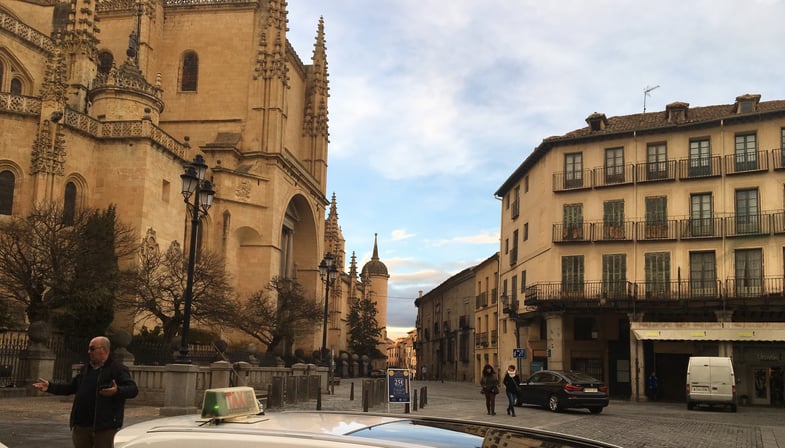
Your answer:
685,356 -> 736,412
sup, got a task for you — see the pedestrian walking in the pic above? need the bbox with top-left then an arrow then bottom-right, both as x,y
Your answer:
647,371 -> 659,401
33,336 -> 138,448
480,364 -> 499,415
502,364 -> 521,416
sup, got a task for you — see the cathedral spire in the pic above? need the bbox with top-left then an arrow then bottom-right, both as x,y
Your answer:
372,233 -> 380,261
324,192 -> 345,269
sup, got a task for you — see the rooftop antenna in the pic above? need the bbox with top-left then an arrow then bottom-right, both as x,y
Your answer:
643,85 -> 660,113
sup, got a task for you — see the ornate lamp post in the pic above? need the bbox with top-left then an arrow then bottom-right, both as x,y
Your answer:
177,154 -> 215,363
318,252 -> 338,364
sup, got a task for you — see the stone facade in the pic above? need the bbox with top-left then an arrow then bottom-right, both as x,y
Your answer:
0,0 -> 388,359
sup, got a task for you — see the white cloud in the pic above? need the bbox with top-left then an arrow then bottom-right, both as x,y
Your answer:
390,229 -> 415,241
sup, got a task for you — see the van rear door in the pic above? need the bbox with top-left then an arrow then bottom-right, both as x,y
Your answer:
709,359 -> 733,402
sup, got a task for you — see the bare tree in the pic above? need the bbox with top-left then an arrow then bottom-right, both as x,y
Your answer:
225,276 -> 322,355
0,203 -> 135,333
118,236 -> 234,343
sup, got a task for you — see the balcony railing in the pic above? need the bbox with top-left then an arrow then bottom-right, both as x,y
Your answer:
475,291 -> 488,309
774,211 -> 785,234
774,149 -> 785,170
678,155 -> 723,179
592,221 -> 634,242
524,277 -> 785,305
475,332 -> 489,348
636,160 -> 677,183
725,277 -> 784,298
679,217 -> 724,239
725,150 -> 769,175
636,220 -> 679,241
593,164 -> 634,188
553,223 -> 591,243
553,170 -> 592,192
725,213 -> 772,237
553,213 -> 784,243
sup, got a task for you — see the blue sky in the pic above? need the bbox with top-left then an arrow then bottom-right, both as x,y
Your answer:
285,0 -> 785,339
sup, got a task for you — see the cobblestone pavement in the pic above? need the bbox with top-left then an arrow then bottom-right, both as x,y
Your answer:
0,380 -> 783,448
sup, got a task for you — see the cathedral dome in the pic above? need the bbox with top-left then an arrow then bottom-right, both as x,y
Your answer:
362,258 -> 388,277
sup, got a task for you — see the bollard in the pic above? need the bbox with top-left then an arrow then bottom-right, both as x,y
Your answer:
420,386 -> 427,408
362,388 -> 369,412
350,382 -> 355,401
413,389 -> 418,411
404,402 -> 410,413
316,386 -> 322,410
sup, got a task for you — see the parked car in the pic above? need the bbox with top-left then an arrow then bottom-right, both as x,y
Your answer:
114,386 -> 622,448
516,370 -> 609,414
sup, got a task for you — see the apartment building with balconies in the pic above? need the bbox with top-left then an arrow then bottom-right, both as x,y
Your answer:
495,94 -> 785,405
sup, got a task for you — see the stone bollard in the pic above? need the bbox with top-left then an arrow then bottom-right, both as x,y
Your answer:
209,361 -> 233,388
24,321 -> 55,393
160,363 -> 200,416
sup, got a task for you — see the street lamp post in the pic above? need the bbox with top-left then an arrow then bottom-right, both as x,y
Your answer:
318,252 -> 338,364
177,154 -> 215,363
501,294 -> 520,371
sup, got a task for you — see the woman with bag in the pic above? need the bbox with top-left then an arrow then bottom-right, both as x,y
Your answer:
480,364 -> 499,415
503,365 -> 521,416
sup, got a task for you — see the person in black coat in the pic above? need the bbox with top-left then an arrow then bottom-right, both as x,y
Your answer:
502,365 -> 522,416
480,364 -> 499,415
33,336 -> 138,448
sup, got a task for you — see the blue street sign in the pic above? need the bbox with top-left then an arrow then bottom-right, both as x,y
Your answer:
513,348 -> 526,359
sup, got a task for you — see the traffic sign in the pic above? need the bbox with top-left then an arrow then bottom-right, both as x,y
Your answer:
513,348 -> 526,359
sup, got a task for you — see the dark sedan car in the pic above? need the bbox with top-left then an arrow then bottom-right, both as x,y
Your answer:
516,370 -> 609,414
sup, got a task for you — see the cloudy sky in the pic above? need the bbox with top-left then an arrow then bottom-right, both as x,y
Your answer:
285,0 -> 785,339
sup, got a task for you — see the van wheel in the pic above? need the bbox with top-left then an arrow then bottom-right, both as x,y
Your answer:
548,395 -> 562,412
687,402 -> 695,410
730,404 -> 737,412
588,407 -> 603,414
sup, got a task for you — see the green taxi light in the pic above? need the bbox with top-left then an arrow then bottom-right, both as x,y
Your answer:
201,387 -> 260,420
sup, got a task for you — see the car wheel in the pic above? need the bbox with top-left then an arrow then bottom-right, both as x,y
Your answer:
730,404 -> 737,413
687,401 -> 694,410
588,407 -> 603,414
548,395 -> 562,412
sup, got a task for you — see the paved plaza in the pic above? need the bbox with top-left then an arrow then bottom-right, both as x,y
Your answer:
0,379 -> 783,448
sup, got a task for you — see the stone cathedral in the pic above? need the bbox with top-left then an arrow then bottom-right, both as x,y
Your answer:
0,0 -> 388,358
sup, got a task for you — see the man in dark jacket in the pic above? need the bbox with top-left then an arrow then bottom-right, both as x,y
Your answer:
33,336 -> 138,448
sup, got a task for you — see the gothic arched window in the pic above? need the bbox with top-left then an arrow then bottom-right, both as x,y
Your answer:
10,78 -> 21,95
63,181 -> 77,225
98,51 -> 114,76
180,51 -> 198,92
0,170 -> 15,215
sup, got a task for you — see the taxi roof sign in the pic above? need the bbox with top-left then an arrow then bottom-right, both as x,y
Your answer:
201,387 -> 260,420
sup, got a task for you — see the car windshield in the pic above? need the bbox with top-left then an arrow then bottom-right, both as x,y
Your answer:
347,420 -> 481,448
347,419 -> 614,448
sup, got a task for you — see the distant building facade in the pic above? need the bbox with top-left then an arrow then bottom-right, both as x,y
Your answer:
495,94 -> 785,405
473,253 -> 500,382
415,267 -> 475,382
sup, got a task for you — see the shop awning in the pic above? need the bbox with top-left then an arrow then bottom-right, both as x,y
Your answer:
632,326 -> 785,341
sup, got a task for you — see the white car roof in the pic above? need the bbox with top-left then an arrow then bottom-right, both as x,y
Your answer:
115,410 -> 623,448
115,412 -> 422,448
